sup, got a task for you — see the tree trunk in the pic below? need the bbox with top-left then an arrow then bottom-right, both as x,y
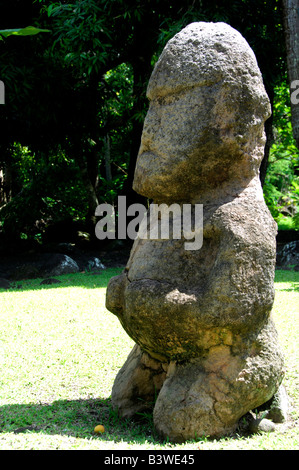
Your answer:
84,147 -> 100,230
82,167 -> 99,217
283,0 -> 299,149
2,161 -> 13,204
69,138 -> 99,236
104,134 -> 112,182
260,112 -> 274,187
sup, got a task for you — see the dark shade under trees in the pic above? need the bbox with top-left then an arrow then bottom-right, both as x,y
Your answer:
0,0 -> 298,249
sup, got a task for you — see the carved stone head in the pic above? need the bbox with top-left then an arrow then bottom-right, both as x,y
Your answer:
133,22 -> 271,203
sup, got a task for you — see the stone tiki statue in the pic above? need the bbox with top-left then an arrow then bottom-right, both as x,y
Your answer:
106,22 -> 285,442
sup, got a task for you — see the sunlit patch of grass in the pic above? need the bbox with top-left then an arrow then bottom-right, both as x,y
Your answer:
0,268 -> 298,450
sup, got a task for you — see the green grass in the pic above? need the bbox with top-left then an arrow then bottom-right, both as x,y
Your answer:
0,268 -> 298,450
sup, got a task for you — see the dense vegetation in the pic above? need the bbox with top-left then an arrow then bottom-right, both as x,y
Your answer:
0,0 -> 298,249
264,79 -> 299,230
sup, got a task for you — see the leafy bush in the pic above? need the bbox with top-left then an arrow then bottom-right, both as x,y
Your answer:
263,79 -> 299,230
0,144 -> 88,242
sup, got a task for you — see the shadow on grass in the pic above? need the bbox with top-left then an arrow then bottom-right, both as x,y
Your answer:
278,283 -> 299,292
3,268 -> 299,293
274,269 -> 299,291
0,396 -> 158,445
1,267 -> 124,292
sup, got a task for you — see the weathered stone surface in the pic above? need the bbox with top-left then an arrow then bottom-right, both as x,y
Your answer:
276,240 -> 299,268
133,22 -> 271,204
86,257 -> 105,272
258,384 -> 289,423
0,246 -> 106,281
39,253 -> 80,277
153,319 -> 283,441
113,196 -> 278,363
111,344 -> 168,418
249,418 -> 276,435
5,253 -> 80,280
267,385 -> 289,423
106,22 -> 285,441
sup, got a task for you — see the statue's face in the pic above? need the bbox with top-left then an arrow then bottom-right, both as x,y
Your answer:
133,81 -> 270,203
134,86 -> 211,191
133,86 -> 216,202
132,22 -> 271,203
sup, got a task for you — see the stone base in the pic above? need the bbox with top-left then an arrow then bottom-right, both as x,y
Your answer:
111,344 -> 169,418
111,321 -> 284,442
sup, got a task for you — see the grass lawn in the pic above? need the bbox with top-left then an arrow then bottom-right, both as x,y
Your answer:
0,267 -> 298,450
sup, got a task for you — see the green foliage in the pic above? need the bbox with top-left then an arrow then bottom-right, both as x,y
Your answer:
0,144 -> 88,242
263,80 -> 299,230
0,0 -> 296,246
44,0 -> 112,75
0,26 -> 50,39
